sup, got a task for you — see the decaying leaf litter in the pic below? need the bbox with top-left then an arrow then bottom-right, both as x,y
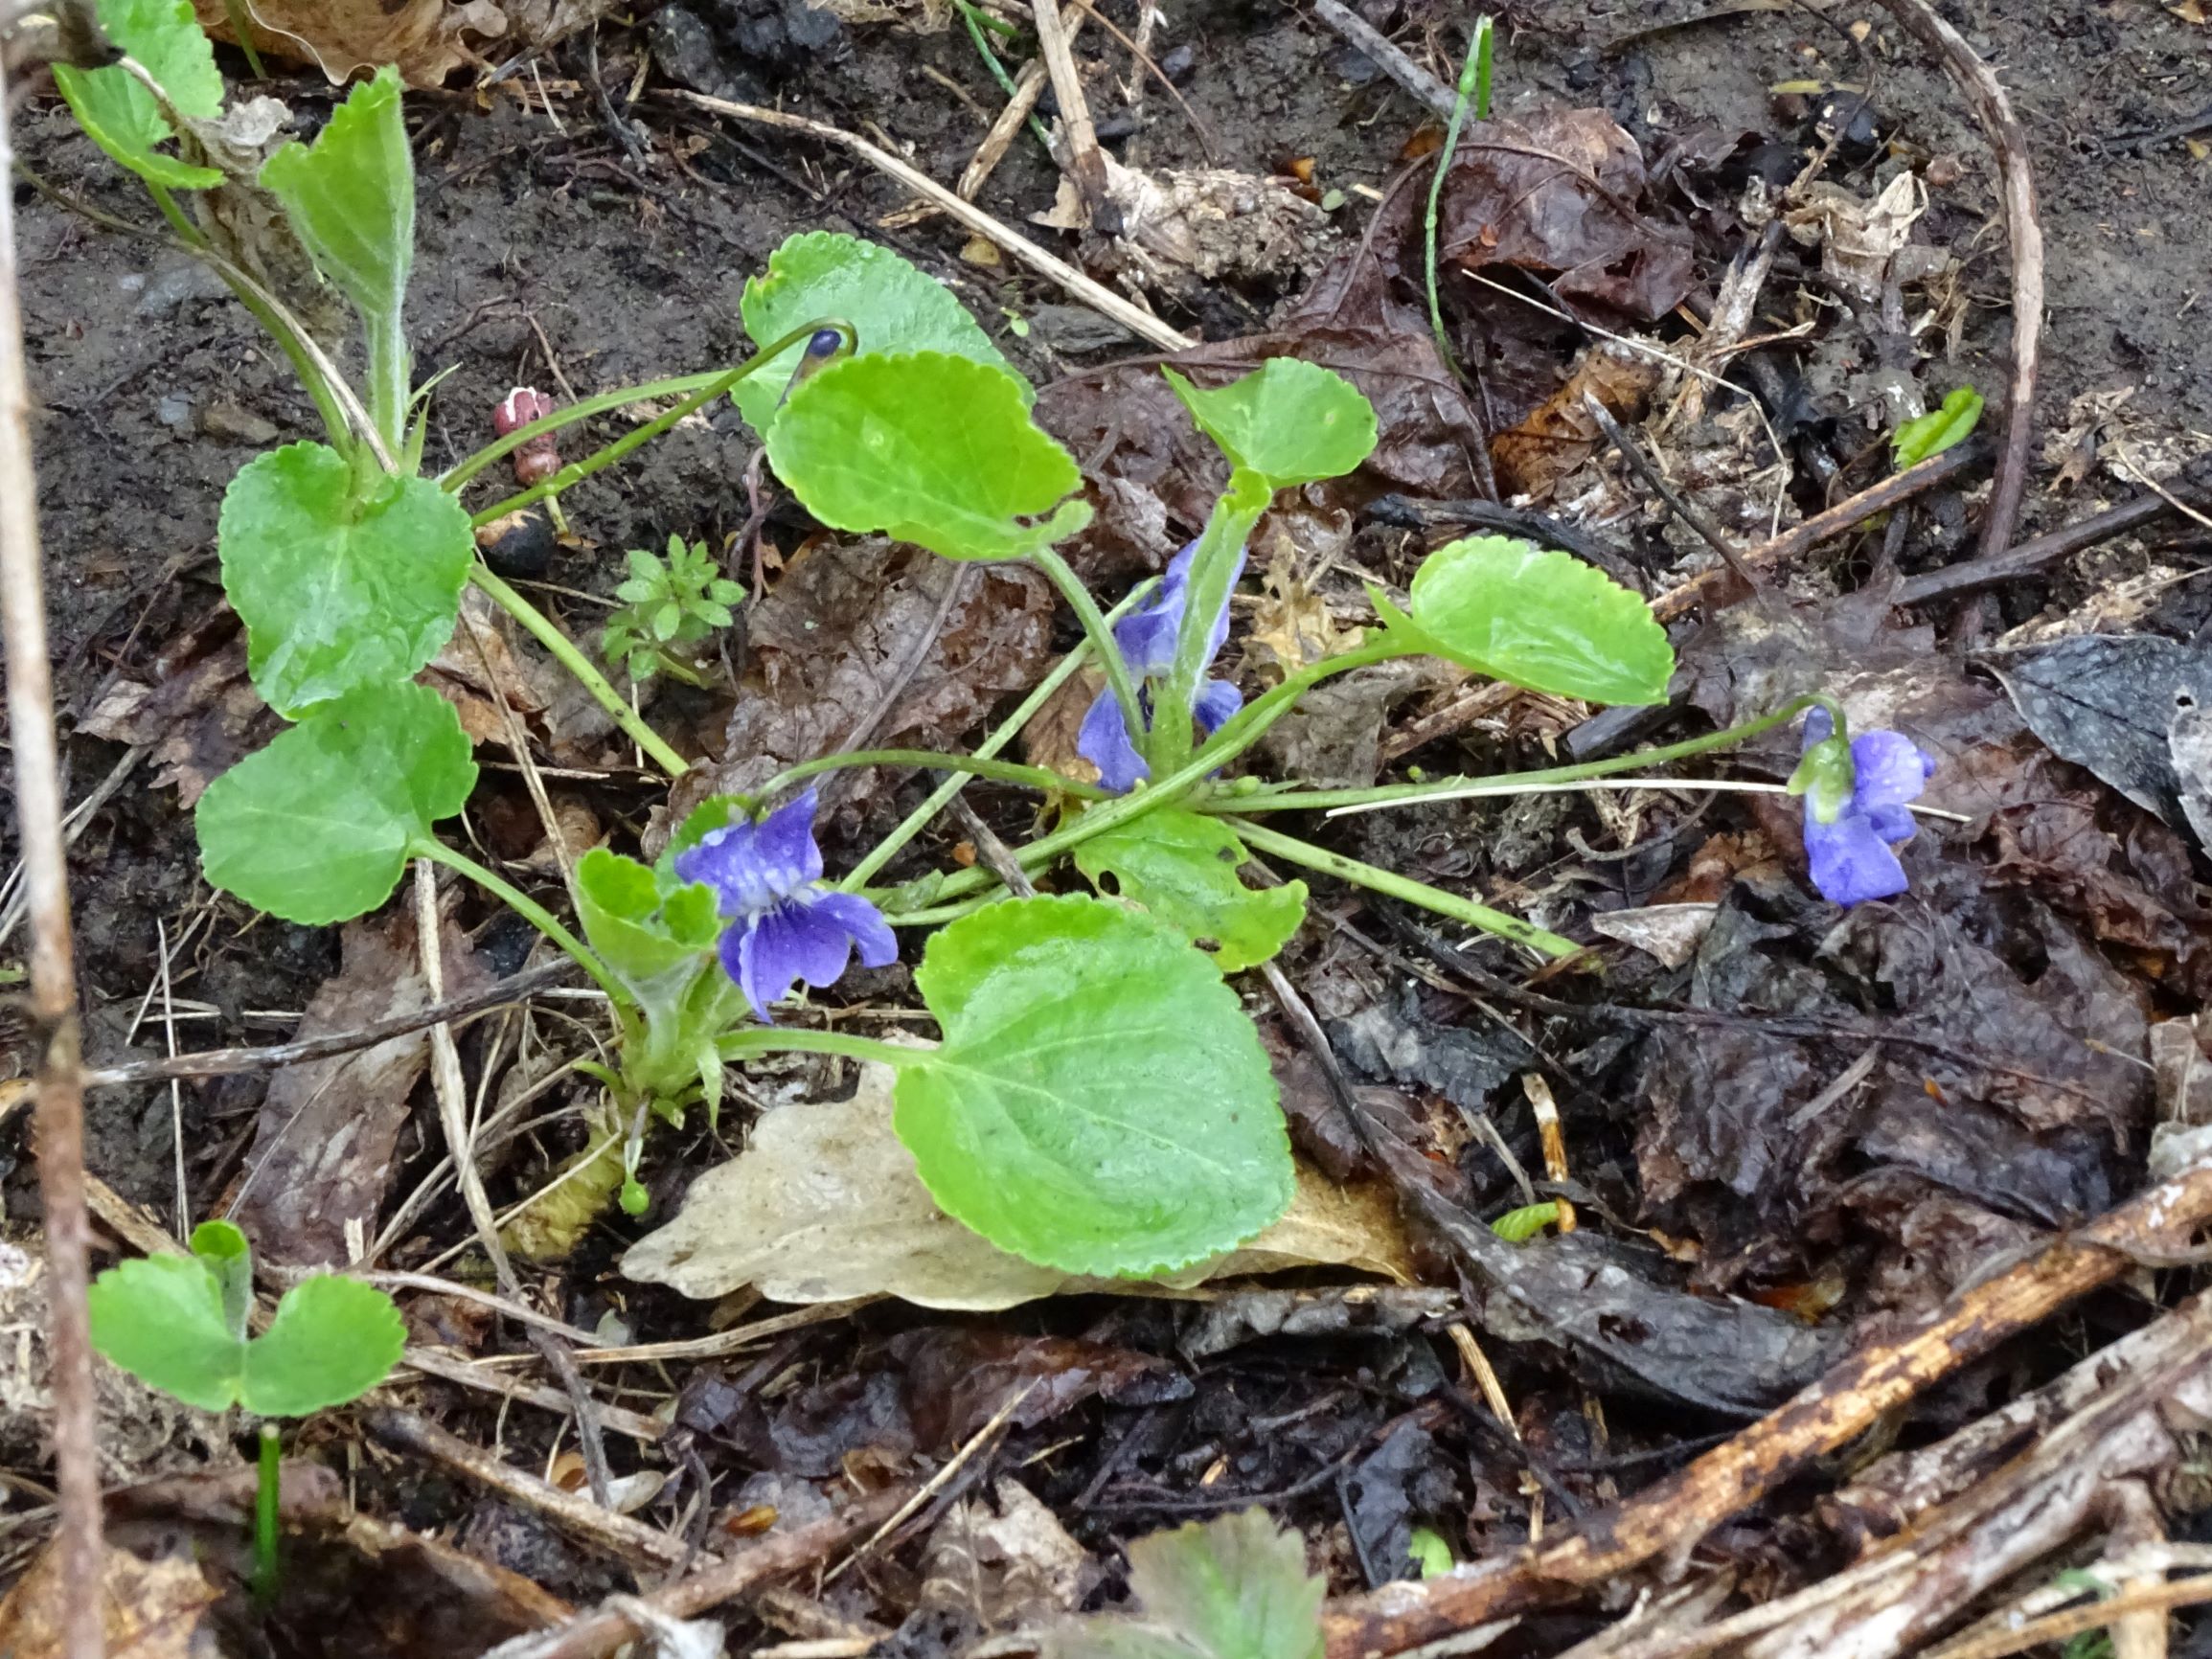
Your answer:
6,0 -> 2212,1656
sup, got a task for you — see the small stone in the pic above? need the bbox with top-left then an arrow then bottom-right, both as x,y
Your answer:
202,400 -> 280,445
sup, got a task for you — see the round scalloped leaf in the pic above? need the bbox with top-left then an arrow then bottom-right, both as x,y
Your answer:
1074,809 -> 1308,973
735,231 -> 1023,432
54,0 -> 225,191
1404,535 -> 1674,706
239,1274 -> 406,1417
1163,359 -> 1379,489
219,443 -> 473,717
87,1253 -> 243,1414
196,682 -> 478,925
766,352 -> 1091,562
895,894 -> 1292,1278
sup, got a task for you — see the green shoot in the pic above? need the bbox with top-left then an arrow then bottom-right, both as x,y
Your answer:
1892,385 -> 1985,469
1425,17 -> 1495,381
603,534 -> 746,686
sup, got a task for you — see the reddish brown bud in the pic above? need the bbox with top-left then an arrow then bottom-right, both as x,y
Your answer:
494,386 -> 561,488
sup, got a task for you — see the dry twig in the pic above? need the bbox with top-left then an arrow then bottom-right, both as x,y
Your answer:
0,52 -> 103,1659
1310,0 -> 1454,121
1874,0 -> 2043,562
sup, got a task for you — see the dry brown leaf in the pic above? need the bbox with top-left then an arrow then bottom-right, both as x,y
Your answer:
0,1534 -> 222,1659
1490,339 -> 1664,502
194,0 -> 624,86
1782,170 -> 1926,304
229,907 -> 489,1265
1034,154 -> 1334,299
622,1057 -> 1416,1310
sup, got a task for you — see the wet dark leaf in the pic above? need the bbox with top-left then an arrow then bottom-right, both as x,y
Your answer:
724,1369 -> 915,1478
680,537 -> 1055,822
1342,1422 -> 1457,1587
1984,633 -> 2212,831
231,909 -> 489,1266
895,1329 -> 1192,1453
1437,108 -> 1699,323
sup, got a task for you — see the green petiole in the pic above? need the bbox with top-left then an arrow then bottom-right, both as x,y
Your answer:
467,564 -> 692,777
415,841 -> 628,1008
718,1028 -> 936,1068
1222,695 -> 1824,815
755,749 -> 1109,804
1220,814 -> 1578,960
253,1423 -> 281,1604
1032,544 -> 1151,769
1425,16 -> 1494,382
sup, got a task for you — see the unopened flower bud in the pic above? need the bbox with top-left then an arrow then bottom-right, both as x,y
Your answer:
494,387 -> 561,487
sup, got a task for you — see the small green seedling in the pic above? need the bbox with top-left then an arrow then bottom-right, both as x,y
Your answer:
1490,1201 -> 1562,1243
603,534 -> 745,686
87,1221 -> 405,1601
1892,385 -> 1985,469
1406,1525 -> 1456,1579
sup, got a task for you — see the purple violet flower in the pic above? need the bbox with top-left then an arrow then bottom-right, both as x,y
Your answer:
1798,709 -> 1936,906
673,787 -> 897,1016
1077,542 -> 1245,792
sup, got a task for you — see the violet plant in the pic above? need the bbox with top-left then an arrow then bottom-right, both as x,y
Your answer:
55,7 -> 1919,1283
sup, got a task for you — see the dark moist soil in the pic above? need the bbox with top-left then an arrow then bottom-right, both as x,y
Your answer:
5,0 -> 2212,1632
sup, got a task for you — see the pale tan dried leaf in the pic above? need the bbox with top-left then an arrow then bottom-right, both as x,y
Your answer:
194,0 -> 625,86
621,1059 -> 1415,1309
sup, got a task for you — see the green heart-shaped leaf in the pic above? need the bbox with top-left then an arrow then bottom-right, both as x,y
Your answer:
53,0 -> 225,190
1163,359 -> 1378,489
1394,534 -> 1674,706
86,1253 -> 242,1413
195,682 -> 477,924
1055,1508 -> 1326,1659
239,1274 -> 406,1418
766,352 -> 1091,561
218,442 -> 473,716
735,231 -> 1023,432
896,894 -> 1292,1277
1075,809 -> 1307,973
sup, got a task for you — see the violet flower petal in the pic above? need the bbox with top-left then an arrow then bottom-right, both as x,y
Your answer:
1804,808 -> 1910,906
731,893 -> 882,1014
676,787 -> 823,917
1851,731 -> 1936,811
808,890 -> 900,969
1194,679 -> 1243,737
1078,688 -> 1151,792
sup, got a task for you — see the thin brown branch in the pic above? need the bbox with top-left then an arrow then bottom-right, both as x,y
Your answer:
0,53 -> 104,1659
1651,439 -> 1990,620
1309,0 -> 1454,121
1874,0 -> 2043,561
1896,471 -> 2209,606
1032,0 -> 1108,217
80,960 -> 576,1088
1320,1156 -> 2212,1657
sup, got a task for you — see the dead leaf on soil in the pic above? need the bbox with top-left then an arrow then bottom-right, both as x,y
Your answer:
1437,106 -> 1698,323
78,619 -> 264,807
895,1329 -> 1191,1451
0,1533 -> 222,1659
920,1479 -> 1097,1628
1034,155 -> 1335,301
621,1058 -> 1417,1310
194,0 -> 626,86
675,538 -> 1055,828
1783,171 -> 1929,304
1490,339 -> 1664,502
229,907 -> 490,1266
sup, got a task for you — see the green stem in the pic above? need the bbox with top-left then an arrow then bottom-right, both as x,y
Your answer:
1032,544 -> 1150,765
366,314 -> 410,464
222,0 -> 269,77
1153,475 -> 1270,775
1220,695 -> 1819,814
1425,17 -> 1493,382
842,577 -> 1159,890
253,1423 -> 281,1604
902,638 -> 1402,911
416,841 -> 629,1007
469,564 -> 691,777
1223,815 -> 1578,960
957,1 -> 1055,151
758,748 -> 1107,804
444,320 -> 854,503
718,1028 -> 937,1068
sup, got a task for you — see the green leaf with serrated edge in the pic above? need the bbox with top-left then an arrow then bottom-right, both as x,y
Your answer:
87,1253 -> 242,1413
735,230 -> 1024,432
767,352 -> 1092,562
1163,360 -> 1378,489
189,1219 -> 253,1340
1052,1509 -> 1325,1659
1386,535 -> 1674,707
196,682 -> 476,925
54,0 -> 224,190
260,66 -> 413,350
219,443 -> 472,716
896,895 -> 1292,1278
1892,385 -> 1984,469
1075,809 -> 1307,973
240,1274 -> 404,1417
